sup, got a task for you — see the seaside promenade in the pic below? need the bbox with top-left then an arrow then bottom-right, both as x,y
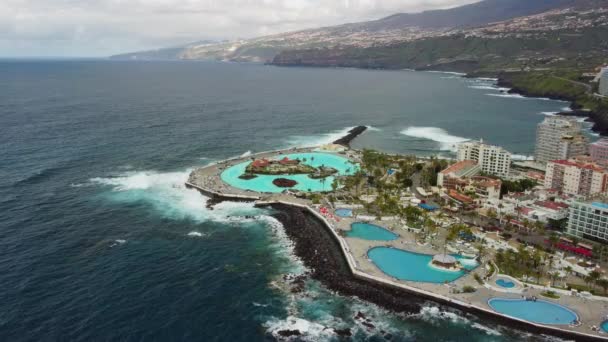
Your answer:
186,146 -> 608,341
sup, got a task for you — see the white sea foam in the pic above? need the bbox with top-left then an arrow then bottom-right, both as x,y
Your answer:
187,231 -> 205,237
109,239 -> 127,247
264,316 -> 334,341
469,85 -> 511,92
540,111 -> 559,116
259,215 -> 306,275
286,126 -> 355,148
240,150 -> 252,158
416,305 -> 469,324
252,302 -> 270,307
486,93 -> 527,99
400,127 -> 469,152
91,169 -> 262,223
366,125 -> 382,131
561,106 -> 573,112
427,71 -> 466,76
471,323 -> 502,336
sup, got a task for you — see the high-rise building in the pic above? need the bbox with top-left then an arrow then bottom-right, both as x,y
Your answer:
544,158 -> 608,196
599,68 -> 608,96
567,199 -> 608,243
590,138 -> 608,164
456,140 -> 511,177
535,117 -> 588,164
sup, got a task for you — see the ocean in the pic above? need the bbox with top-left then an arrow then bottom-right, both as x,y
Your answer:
0,60 -> 578,341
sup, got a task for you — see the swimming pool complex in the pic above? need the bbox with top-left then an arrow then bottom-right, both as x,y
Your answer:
487,298 -> 578,325
220,152 -> 358,193
346,222 -> 398,241
367,247 -> 478,283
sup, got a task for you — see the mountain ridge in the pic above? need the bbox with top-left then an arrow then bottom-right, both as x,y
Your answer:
110,0 -> 597,62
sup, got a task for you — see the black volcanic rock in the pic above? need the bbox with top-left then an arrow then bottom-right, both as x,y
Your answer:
264,203 -> 604,341
277,329 -> 301,337
333,126 -> 367,147
273,178 -> 298,188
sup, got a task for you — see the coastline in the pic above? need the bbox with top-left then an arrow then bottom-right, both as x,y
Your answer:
185,130 -> 607,341
264,203 -> 604,341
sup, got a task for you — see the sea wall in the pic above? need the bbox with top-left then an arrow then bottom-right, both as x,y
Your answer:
332,126 -> 368,147
262,202 -> 606,342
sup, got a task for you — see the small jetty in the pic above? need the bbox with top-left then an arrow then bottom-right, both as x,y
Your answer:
332,126 -> 367,147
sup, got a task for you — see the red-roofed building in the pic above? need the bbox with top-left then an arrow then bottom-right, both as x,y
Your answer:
278,157 -> 299,165
251,159 -> 270,168
448,189 -> 473,204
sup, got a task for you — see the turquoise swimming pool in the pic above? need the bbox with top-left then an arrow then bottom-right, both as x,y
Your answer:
335,208 -> 353,217
496,279 -> 516,288
220,152 -> 358,193
367,247 -> 478,283
488,298 -> 577,325
346,222 -> 398,241
601,320 -> 608,332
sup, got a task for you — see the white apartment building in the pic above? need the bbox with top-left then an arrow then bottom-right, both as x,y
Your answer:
544,159 -> 608,196
567,199 -> 608,243
457,140 -> 511,177
535,117 -> 588,164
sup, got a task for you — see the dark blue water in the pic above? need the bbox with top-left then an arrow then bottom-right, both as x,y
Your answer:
0,60 -> 569,341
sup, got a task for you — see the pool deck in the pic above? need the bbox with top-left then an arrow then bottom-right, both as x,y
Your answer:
186,147 -> 608,341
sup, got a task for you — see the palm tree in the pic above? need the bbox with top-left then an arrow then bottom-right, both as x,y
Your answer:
548,233 -> 559,252
476,242 -> 486,263
565,265 -> 573,276
589,270 -> 601,291
598,278 -> 608,295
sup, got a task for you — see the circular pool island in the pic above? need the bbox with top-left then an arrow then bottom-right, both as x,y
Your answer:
220,152 -> 358,193
431,254 -> 460,270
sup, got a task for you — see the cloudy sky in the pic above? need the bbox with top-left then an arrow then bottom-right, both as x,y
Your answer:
1,0 -> 479,57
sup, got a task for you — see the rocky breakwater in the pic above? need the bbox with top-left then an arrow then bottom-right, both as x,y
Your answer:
332,126 -> 368,147
267,203 -> 426,313
266,203 -> 604,341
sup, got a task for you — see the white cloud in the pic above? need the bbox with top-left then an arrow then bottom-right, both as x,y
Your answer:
0,0 -> 478,57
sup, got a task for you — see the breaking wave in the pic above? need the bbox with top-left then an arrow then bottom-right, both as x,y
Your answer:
286,126 -> 355,148
400,127 -> 469,152
486,93 -> 527,99
90,169 -> 263,223
470,85 -> 511,92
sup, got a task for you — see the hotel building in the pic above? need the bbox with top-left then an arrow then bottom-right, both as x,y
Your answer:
457,140 -> 511,177
535,117 -> 588,164
567,199 -> 608,243
544,158 -> 608,196
590,138 -> 608,164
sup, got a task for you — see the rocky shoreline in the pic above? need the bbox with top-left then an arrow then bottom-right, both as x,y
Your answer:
265,203 -> 604,341
332,126 -> 368,147
495,76 -> 607,136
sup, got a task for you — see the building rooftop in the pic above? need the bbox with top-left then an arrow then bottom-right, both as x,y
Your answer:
550,159 -> 606,172
534,200 -> 569,211
440,160 -> 478,176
